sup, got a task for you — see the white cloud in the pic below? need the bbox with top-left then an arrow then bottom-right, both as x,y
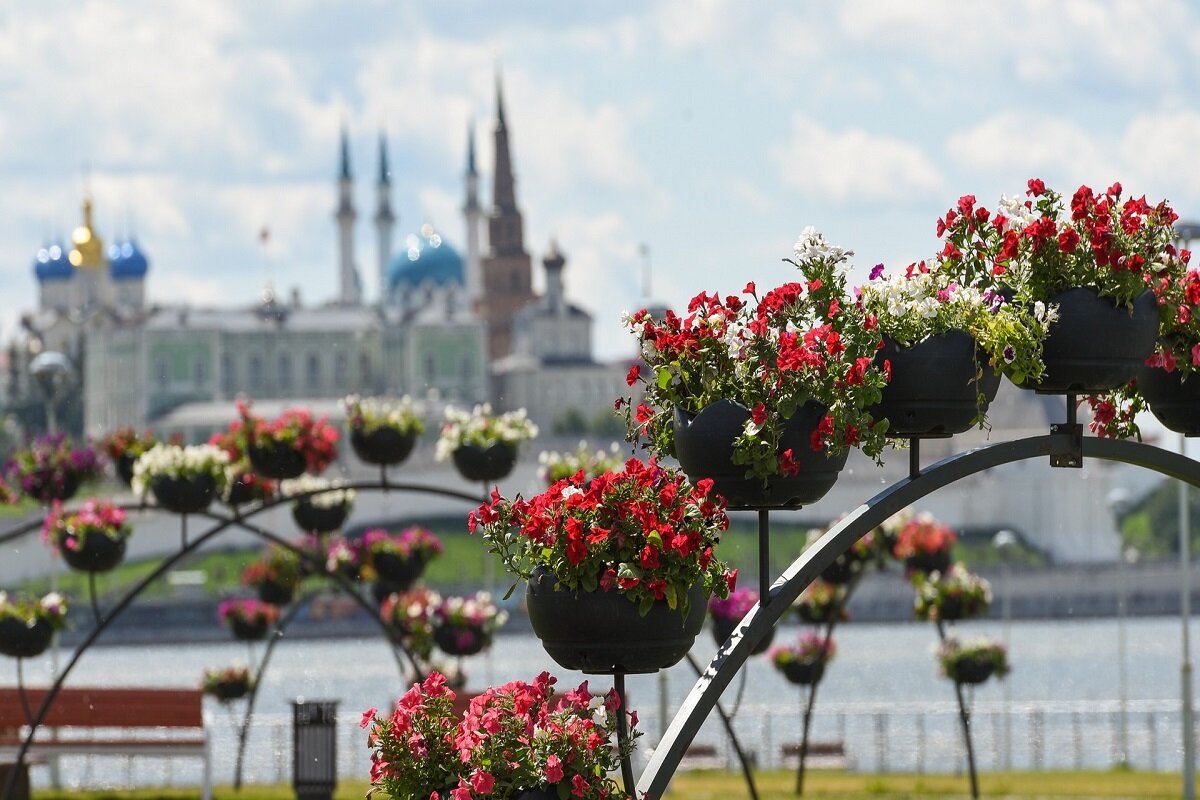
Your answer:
771,114 -> 944,204
946,112 -> 1116,181
1119,109 -> 1200,209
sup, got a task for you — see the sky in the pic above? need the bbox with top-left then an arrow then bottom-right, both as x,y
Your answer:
1,1 -> 1198,364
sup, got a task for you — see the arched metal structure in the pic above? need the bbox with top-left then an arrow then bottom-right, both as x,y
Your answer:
0,479 -> 485,800
638,435 -> 1200,798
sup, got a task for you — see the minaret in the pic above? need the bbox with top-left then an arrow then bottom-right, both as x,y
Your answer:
543,239 -> 566,317
478,73 -> 535,361
335,126 -> 361,305
488,76 -> 525,255
374,132 -> 395,306
462,121 -> 483,309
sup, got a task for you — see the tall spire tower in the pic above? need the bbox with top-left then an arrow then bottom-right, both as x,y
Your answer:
479,73 -> 535,360
335,126 -> 361,305
374,132 -> 395,305
463,120 -> 483,309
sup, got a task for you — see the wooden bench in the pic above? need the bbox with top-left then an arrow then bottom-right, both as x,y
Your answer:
0,687 -> 211,800
781,740 -> 852,769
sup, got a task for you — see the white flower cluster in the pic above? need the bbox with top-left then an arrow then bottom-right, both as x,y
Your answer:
537,441 -> 622,484
342,394 -> 425,435
793,226 -> 853,264
439,591 -> 509,633
996,194 -> 1038,233
131,443 -> 231,496
859,269 -> 988,328
435,403 -> 539,461
280,474 -> 357,509
39,591 -> 67,618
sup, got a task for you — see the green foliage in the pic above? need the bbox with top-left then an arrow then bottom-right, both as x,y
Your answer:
1120,480 -> 1200,559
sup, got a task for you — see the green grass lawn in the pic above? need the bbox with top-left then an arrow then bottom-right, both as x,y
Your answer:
25,769 -> 1195,799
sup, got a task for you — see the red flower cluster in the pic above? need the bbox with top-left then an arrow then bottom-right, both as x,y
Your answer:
236,401 -> 340,474
470,459 -> 735,618
892,513 -> 957,560
363,671 -> 637,800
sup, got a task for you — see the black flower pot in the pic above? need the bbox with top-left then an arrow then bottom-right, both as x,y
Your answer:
248,442 -> 307,480
820,554 -> 862,586
937,596 -> 968,622
1138,366 -> 1200,436
781,659 -> 825,686
23,471 -> 80,505
212,680 -> 251,701
371,552 -> 426,589
673,400 -> 848,509
0,617 -> 54,659
150,474 -> 217,514
256,579 -> 296,606
59,531 -> 126,574
905,551 -> 952,576
229,617 -> 271,641
351,428 -> 418,467
950,655 -> 995,685
869,330 -> 1001,437
226,474 -> 261,507
515,788 -> 559,800
796,602 -> 838,625
115,454 -> 137,487
1026,288 -> 1158,394
710,615 -> 774,655
291,500 -> 349,534
434,623 -> 490,657
451,442 -> 518,483
526,567 -> 707,674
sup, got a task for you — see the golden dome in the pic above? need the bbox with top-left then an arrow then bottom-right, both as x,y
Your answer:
68,196 -> 105,269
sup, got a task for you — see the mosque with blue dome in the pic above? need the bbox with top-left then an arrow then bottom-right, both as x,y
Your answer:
23,77 -> 627,440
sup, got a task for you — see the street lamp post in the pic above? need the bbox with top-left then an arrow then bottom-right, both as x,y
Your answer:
1108,487 -> 1133,767
1175,220 -> 1199,800
992,529 -> 1018,771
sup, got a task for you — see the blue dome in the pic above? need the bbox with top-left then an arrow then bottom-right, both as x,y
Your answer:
109,238 -> 149,280
387,228 -> 464,291
33,243 -> 73,282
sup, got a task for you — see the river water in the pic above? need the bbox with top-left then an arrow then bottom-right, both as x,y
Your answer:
11,615 -> 1199,789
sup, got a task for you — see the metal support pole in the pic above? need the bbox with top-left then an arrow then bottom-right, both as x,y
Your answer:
758,509 -> 770,605
614,672 -> 636,795
909,438 -> 920,480
1182,432 -> 1196,800
1118,546 -> 1129,766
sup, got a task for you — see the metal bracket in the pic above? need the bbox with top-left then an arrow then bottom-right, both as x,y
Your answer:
1049,423 -> 1084,468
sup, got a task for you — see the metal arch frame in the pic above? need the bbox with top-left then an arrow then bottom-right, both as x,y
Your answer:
0,478 -> 486,800
638,434 -> 1200,798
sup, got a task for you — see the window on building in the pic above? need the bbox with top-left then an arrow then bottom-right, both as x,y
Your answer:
460,356 -> 472,382
278,354 -> 292,389
193,358 -> 207,387
221,352 -> 234,392
424,353 -> 436,383
306,353 -> 320,389
359,352 -> 371,385
155,359 -> 169,390
334,352 -> 348,384
248,354 -> 263,390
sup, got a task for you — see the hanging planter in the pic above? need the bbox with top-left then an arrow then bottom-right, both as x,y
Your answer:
254,579 -> 295,607
363,527 -> 442,590
60,532 -> 127,574
115,454 -> 137,487
708,588 -> 772,654
939,638 -> 1009,685
247,442 -> 307,480
673,400 -> 847,509
291,500 -> 350,535
526,567 -> 707,674
0,617 -> 54,659
202,666 -> 255,703
436,404 -> 537,483
101,428 -> 160,488
6,435 -> 101,505
351,428 -> 417,467
344,394 -> 425,467
44,501 -> 132,574
869,331 -> 1001,437
780,659 -> 825,686
451,442 -> 518,483
218,598 -> 280,642
905,551 -> 952,576
150,474 -> 218,514
1138,366 -> 1200,436
433,624 -> 490,657
1025,288 -> 1158,394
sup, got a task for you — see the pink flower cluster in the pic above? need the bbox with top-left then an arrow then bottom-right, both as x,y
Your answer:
42,499 -> 130,553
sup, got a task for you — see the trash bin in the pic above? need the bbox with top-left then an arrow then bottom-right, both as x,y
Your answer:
293,699 -> 338,800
